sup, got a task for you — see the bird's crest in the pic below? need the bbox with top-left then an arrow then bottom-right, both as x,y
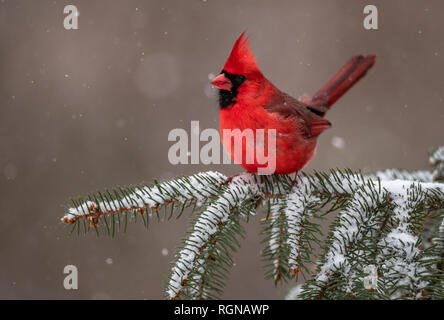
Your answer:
223,32 -> 260,76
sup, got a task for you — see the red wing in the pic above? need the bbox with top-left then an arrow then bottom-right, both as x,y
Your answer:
264,92 -> 331,138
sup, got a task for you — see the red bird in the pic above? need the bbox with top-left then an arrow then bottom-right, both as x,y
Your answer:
212,32 -> 375,174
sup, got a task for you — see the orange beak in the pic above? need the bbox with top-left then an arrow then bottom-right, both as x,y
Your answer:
211,73 -> 232,91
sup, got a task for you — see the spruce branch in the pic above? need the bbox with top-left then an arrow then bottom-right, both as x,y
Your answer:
375,184 -> 436,299
263,198 -> 290,284
61,171 -> 227,235
261,181 -> 322,284
294,147 -> 444,300
299,174 -> 443,300
166,174 -> 293,299
61,146 -> 444,299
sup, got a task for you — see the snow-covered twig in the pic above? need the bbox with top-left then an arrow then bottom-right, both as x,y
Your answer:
167,173 -> 293,299
61,171 -> 226,234
373,169 -> 434,183
61,147 -> 444,300
298,172 -> 444,299
262,178 -> 321,283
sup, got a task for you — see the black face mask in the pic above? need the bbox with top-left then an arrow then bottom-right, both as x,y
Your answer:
218,70 -> 246,109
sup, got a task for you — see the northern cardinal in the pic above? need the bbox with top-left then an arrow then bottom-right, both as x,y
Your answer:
212,32 -> 375,174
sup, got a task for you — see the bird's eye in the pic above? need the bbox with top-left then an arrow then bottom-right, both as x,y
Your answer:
233,74 -> 246,86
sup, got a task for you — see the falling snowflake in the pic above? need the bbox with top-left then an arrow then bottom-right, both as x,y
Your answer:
331,136 -> 346,149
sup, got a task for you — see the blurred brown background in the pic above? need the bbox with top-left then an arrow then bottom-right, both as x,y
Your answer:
0,0 -> 443,299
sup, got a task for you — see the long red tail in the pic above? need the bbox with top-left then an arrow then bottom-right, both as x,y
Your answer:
311,55 -> 376,109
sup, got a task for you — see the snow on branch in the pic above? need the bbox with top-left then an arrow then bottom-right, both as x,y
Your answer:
376,183 -> 433,299
373,169 -> 434,183
262,180 -> 321,284
264,198 -> 290,284
167,174 -> 294,299
299,172 -> 444,299
61,171 -> 227,235
162,169 -> 443,299
61,146 -> 444,299
371,146 -> 444,183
